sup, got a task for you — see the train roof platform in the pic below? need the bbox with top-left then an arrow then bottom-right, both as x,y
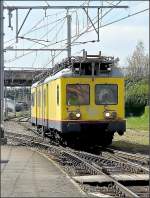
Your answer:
1,145 -> 86,197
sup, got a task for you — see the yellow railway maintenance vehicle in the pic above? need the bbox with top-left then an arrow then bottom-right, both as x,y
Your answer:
31,51 -> 126,146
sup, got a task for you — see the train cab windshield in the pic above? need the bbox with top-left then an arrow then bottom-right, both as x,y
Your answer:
95,84 -> 118,105
66,84 -> 90,105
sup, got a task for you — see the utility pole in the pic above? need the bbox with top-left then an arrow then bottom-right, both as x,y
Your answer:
67,14 -> 71,59
4,86 -> 8,119
0,0 -> 7,144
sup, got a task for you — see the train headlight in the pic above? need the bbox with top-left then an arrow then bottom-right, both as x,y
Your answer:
105,112 -> 110,117
68,111 -> 81,120
76,113 -> 81,118
104,111 -> 117,119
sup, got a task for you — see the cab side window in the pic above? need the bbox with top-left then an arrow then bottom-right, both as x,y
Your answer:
57,85 -> 59,105
37,91 -> 41,106
44,89 -> 46,106
31,93 -> 35,106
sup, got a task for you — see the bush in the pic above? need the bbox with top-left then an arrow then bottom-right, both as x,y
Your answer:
125,80 -> 148,116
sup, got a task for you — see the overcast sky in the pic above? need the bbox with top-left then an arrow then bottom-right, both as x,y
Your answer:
4,1 -> 149,68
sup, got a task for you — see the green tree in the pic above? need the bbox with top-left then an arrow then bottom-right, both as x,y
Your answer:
125,41 -> 149,116
126,41 -> 149,80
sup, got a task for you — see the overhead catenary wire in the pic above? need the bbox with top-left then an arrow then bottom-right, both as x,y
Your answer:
51,18 -> 66,45
18,16 -> 66,45
86,8 -> 149,34
42,18 -> 67,68
18,37 -> 48,47
4,0 -> 120,47
5,0 -> 113,45
5,4 -> 89,63
22,16 -> 65,37
4,11 -> 66,44
4,0 -> 92,63
70,7 -> 149,48
106,1 -> 117,6
31,51 -> 38,67
71,40 -> 98,46
6,6 -> 148,65
5,0 -> 96,64
43,5 -> 87,67
44,1 -> 50,7
42,7 -> 149,69
41,1 -> 123,68
5,2 -> 148,69
78,1 -> 122,37
32,16 -> 66,44
6,1 -> 131,79
5,17 -> 67,63
4,1 -> 149,87
5,15 -> 66,48
20,7 -> 98,48
14,2 -> 90,44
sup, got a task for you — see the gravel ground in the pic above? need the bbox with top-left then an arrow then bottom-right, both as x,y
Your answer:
4,120 -> 38,137
4,120 -> 149,155
3,120 -> 149,197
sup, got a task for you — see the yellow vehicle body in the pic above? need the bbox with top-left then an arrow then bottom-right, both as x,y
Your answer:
61,77 -> 124,121
31,87 -> 37,124
31,76 -> 125,135
31,54 -> 126,145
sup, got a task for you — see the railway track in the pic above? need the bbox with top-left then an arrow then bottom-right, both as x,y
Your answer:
107,148 -> 149,166
18,116 -> 30,122
6,130 -> 149,197
5,114 -> 30,121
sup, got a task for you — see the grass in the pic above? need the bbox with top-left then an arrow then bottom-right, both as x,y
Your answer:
113,128 -> 149,154
112,106 -> 149,154
113,128 -> 149,144
126,106 -> 149,131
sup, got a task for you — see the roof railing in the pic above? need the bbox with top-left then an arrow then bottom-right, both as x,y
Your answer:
33,51 -> 119,83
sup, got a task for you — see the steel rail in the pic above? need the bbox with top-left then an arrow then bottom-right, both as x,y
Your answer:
106,148 -> 149,167
18,117 -> 30,122
52,146 -> 140,198
72,149 -> 148,174
113,152 -> 149,167
104,152 -> 149,173
92,162 -> 139,198
109,148 -> 149,161
5,132 -> 141,197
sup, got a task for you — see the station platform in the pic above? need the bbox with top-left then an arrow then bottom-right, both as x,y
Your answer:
1,145 -> 86,197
